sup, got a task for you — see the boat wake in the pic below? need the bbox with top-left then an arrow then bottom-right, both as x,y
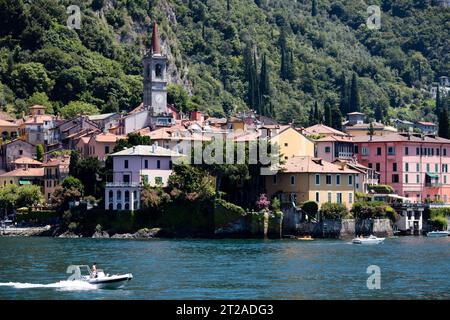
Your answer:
0,280 -> 97,291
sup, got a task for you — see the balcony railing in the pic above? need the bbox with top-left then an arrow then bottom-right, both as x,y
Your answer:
425,183 -> 441,188
338,152 -> 353,158
106,182 -> 141,188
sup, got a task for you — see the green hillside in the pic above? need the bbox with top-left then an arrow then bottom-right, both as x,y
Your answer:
0,0 -> 449,126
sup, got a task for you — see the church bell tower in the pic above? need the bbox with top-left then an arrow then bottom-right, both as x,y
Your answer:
143,22 -> 168,116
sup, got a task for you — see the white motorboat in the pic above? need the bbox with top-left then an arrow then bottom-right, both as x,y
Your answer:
426,231 -> 449,237
70,265 -> 133,289
352,235 -> 385,244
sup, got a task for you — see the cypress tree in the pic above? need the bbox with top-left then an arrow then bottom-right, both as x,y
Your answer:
312,0 -> 318,16
309,106 -> 314,126
331,105 -> 343,131
244,43 -> 258,111
438,103 -> 450,139
349,73 -> 361,112
259,53 -> 270,116
287,51 -> 296,81
227,0 -> 231,11
339,72 -> 349,115
313,101 -> 320,124
324,101 -> 332,127
279,30 -> 287,80
253,51 -> 260,113
435,85 -> 441,116
36,144 -> 44,162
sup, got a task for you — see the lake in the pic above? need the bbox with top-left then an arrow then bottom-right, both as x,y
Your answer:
0,236 -> 449,299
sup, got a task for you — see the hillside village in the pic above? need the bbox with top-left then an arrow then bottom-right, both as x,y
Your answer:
1,23 -> 449,237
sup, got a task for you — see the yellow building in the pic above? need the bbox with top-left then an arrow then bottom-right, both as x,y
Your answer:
265,125 -> 315,160
265,156 -> 359,209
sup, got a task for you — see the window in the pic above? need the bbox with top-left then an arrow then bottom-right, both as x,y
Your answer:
155,64 -> 163,77
416,175 -> 420,183
142,175 -> 149,185
349,193 -> 353,204
437,148 -> 440,156
377,147 -> 382,156
124,160 -> 128,169
362,147 -> 369,156
348,175 -> 353,186
290,175 -> 295,185
444,149 -> 447,156
19,149 -> 23,155
376,163 -> 380,172
426,164 -> 430,172
315,192 -> 320,202
405,147 -> 409,155
392,174 -> 399,183
336,174 -> 341,185
169,161 -> 173,169
109,191 -> 113,200
155,177 -> 163,185
123,174 -> 130,183
144,160 -> 148,169
416,147 -> 420,156
416,163 -> 420,172
368,163 -> 373,169
157,160 -> 161,169
284,143 -> 288,147
405,174 -> 408,184
444,176 -> 447,184
405,163 -> 409,172
105,146 -> 110,154
315,174 -> 320,185
325,146 -> 331,153
393,163 -> 397,172
273,175 -> 277,184
435,164 -> 439,173
354,146 -> 359,154
124,191 -> 130,202
337,193 -> 342,204
116,190 -> 122,201
326,175 -> 332,185
328,192 -> 332,203
388,146 -> 395,155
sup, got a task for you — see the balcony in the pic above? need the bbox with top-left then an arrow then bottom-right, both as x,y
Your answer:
425,183 -> 441,188
106,182 -> 141,188
338,152 -> 353,158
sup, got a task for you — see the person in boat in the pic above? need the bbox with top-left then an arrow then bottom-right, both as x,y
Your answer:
92,263 -> 98,278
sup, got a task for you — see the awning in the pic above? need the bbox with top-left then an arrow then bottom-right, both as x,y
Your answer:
19,180 -> 31,185
426,172 -> 439,179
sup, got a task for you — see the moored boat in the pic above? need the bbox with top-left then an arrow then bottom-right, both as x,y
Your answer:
352,235 -> 385,244
426,231 -> 449,237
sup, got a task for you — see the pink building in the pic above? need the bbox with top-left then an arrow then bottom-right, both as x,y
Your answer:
77,132 -> 125,161
104,145 -> 183,211
353,133 -> 450,203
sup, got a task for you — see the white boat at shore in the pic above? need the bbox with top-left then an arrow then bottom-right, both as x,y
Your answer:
352,235 -> 385,244
426,231 -> 449,237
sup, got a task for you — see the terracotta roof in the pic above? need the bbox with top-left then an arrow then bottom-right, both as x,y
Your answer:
352,133 -> 450,144
0,111 -> 15,122
345,122 -> 397,132
42,156 -> 70,167
24,115 -> 53,124
416,121 -> 436,126
94,132 -> 125,143
0,119 -> 18,127
282,156 -> 359,174
315,135 -> 353,143
111,145 -> 183,157
304,124 -> 348,136
0,167 -> 44,177
13,157 -> 42,166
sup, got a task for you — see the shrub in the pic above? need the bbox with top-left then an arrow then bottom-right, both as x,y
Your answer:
301,201 -> 318,217
430,215 -> 448,231
351,201 -> 398,222
321,202 -> 349,220
214,199 -> 246,228
367,185 -> 395,194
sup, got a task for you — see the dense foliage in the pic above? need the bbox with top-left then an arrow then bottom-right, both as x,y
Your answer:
0,0 -> 448,125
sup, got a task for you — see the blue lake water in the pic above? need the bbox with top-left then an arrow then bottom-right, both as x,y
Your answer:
0,236 -> 449,299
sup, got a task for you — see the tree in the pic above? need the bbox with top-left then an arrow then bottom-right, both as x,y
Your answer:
349,73 -> 361,113
243,43 -> 259,112
17,185 -> 44,212
0,184 -> 19,216
10,62 -> 54,98
69,150 -> 80,177
330,104 -> 343,130
26,92 -> 53,114
324,101 -> 332,127
339,72 -> 349,115
301,201 -> 318,219
438,105 -> 450,139
312,0 -> 318,16
62,176 -> 84,196
75,157 -> 102,197
50,185 -> 82,212
435,85 -> 441,116
259,53 -> 271,116
321,202 -> 349,220
36,144 -> 44,162
59,101 -> 99,119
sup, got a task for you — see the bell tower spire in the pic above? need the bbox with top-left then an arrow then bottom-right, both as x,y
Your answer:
151,22 -> 161,54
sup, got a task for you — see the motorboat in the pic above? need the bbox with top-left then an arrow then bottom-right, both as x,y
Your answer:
71,265 -> 133,289
296,235 -> 314,241
426,231 -> 449,237
352,235 -> 385,244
